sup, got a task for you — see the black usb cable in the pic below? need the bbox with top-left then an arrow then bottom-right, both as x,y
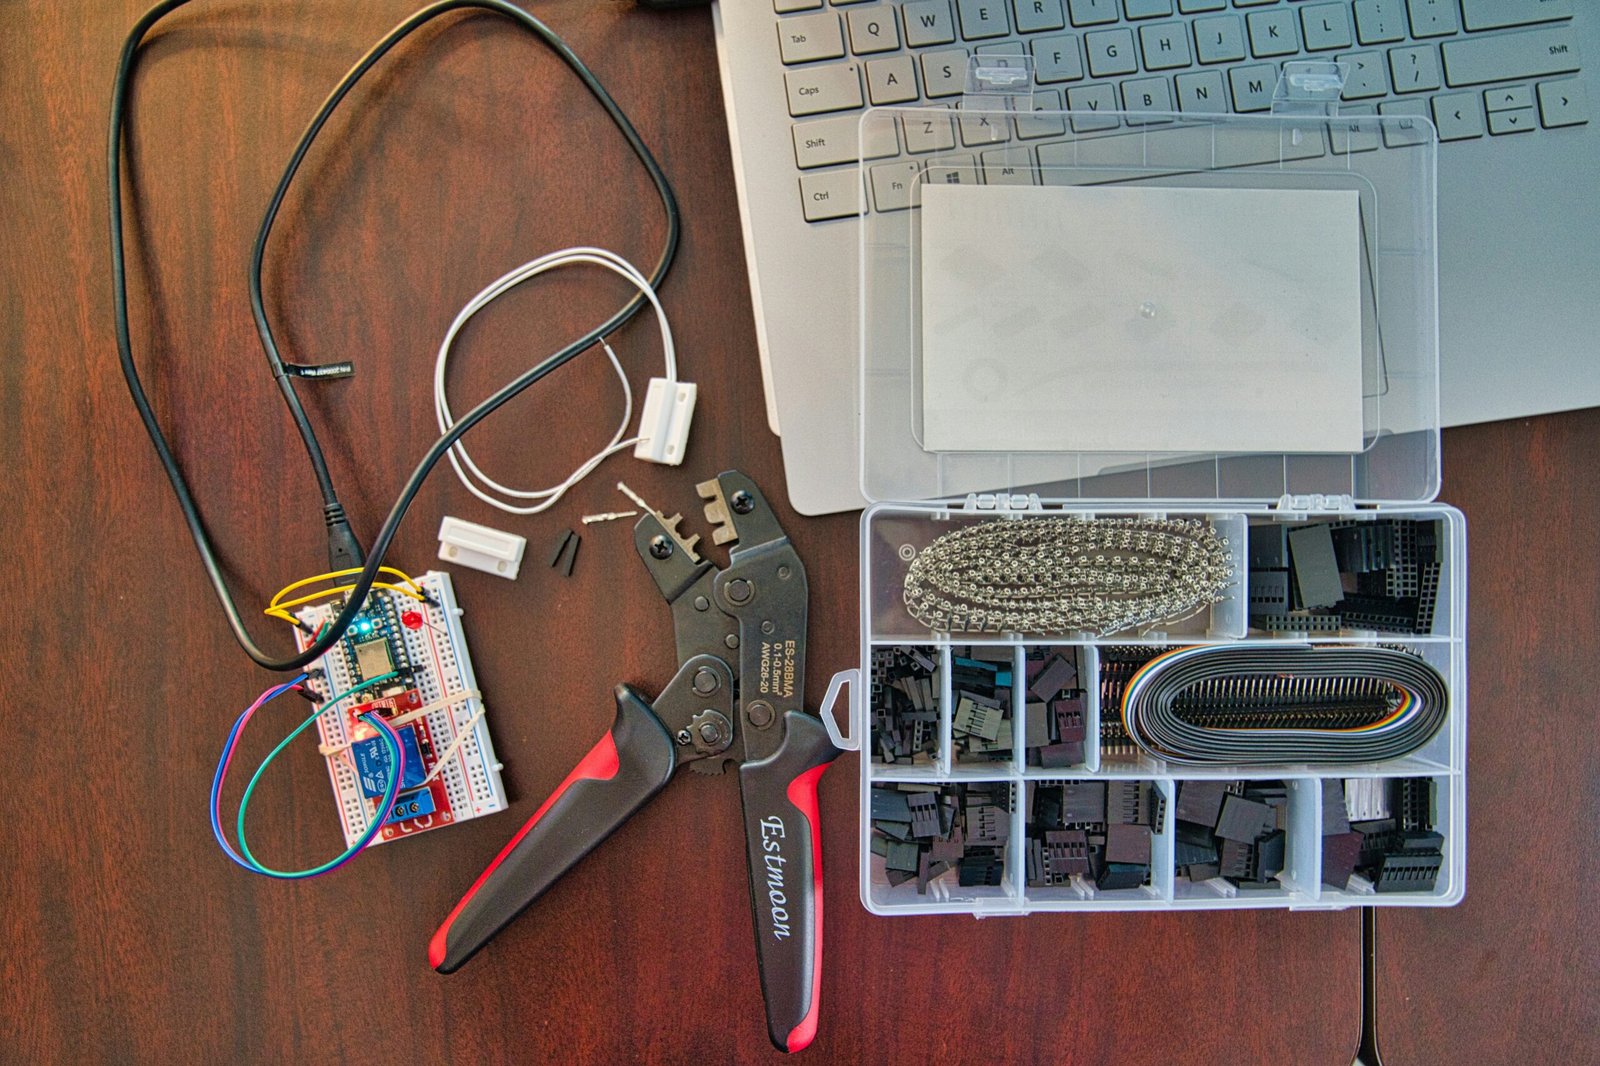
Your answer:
110,0 -> 681,671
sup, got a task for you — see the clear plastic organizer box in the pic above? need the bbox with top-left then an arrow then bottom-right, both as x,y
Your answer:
817,62 -> 1468,916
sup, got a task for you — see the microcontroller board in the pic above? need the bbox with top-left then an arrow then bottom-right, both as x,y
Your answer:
294,570 -> 507,847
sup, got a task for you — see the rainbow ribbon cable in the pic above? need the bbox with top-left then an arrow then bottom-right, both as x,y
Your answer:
1121,645 -> 1448,765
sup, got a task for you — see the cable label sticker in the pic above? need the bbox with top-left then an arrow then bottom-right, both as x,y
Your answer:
283,361 -> 355,379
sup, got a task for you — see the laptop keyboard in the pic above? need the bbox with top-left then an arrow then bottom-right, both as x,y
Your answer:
776,0 -> 1589,221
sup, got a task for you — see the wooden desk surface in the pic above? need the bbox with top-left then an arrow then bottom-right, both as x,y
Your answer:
0,3 -> 1590,1063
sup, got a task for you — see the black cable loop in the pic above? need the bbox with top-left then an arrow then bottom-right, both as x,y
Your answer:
110,0 -> 681,671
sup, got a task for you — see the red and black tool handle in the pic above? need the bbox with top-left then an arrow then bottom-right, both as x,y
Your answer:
739,712 -> 840,1053
429,684 -> 676,974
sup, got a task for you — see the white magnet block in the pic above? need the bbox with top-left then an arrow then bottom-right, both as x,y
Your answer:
633,377 -> 697,465
438,516 -> 526,580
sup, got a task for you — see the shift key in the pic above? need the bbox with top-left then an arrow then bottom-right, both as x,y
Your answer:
1442,27 -> 1580,87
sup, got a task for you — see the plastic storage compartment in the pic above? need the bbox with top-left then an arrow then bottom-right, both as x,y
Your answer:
829,63 -> 1467,917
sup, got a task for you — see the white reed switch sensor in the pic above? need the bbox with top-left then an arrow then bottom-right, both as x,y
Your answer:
633,377 -> 697,465
438,516 -> 527,580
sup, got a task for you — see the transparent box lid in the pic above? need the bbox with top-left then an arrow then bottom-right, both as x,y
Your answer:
858,61 -> 1439,507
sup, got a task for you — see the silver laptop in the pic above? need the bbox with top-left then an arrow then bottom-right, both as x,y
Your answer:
714,0 -> 1598,515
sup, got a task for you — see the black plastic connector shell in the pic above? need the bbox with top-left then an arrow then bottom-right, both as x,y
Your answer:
323,502 -> 364,572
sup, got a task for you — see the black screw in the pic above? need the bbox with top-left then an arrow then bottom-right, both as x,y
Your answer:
726,578 -> 753,604
692,667 -> 719,695
650,535 -> 673,559
730,490 -> 755,514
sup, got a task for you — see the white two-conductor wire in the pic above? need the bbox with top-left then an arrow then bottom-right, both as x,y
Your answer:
433,247 -> 677,515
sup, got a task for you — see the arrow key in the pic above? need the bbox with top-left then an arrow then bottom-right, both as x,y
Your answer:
1537,80 -> 1589,129
1432,91 -> 1484,141
1488,107 -> 1536,135
1484,85 -> 1533,113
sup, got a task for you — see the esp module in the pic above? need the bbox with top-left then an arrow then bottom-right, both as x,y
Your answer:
295,571 -> 507,847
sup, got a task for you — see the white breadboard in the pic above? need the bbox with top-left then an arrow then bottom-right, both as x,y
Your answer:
295,570 -> 508,847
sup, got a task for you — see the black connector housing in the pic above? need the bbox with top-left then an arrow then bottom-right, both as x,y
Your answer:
323,502 -> 364,572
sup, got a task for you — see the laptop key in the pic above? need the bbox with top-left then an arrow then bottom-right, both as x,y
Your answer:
958,0 -> 1012,39
1015,88 -> 1069,137
1247,9 -> 1299,58
959,110 -> 1012,146
1067,0 -> 1119,26
1485,86 -> 1529,114
981,145 -> 1038,184
1441,27 -> 1581,87
903,109 -> 957,152
1300,4 -> 1353,52
1122,76 -> 1175,123
775,0 -> 824,12
785,63 -> 863,116
1338,51 -> 1389,98
1139,22 -> 1193,70
1085,28 -> 1137,76
1537,79 -> 1589,127
974,41 -> 1030,60
1032,34 -> 1085,81
1178,0 -> 1226,11
1175,70 -> 1228,112
866,56 -> 920,104
1488,107 -> 1536,133
1407,0 -> 1459,38
870,160 -> 923,211
778,13 -> 846,64
1353,0 -> 1406,45
793,113 -> 898,168
1461,0 -> 1572,32
1390,45 -> 1442,92
1329,105 -> 1382,153
903,0 -> 958,47
922,48 -> 972,97
1378,98 -> 1432,146
924,154 -> 982,185
1214,122 -> 1326,166
1123,0 -> 1173,18
1014,0 -> 1067,34
1228,62 -> 1279,111
1067,83 -> 1120,129
1431,91 -> 1485,139
1195,15 -> 1247,64
799,168 -> 863,221
848,8 -> 901,54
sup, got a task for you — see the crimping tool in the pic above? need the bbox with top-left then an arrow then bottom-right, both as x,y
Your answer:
430,471 -> 841,1053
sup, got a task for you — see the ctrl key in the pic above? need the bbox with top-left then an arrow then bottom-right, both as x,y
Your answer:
799,168 -> 863,222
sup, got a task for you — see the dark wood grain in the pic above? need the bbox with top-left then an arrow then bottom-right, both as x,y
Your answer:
1374,412 -> 1600,1065
0,2 -> 1378,1062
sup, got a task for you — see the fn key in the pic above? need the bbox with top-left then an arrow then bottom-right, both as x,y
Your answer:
799,169 -> 863,221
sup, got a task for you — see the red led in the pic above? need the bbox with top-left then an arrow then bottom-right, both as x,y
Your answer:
401,610 -> 424,630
